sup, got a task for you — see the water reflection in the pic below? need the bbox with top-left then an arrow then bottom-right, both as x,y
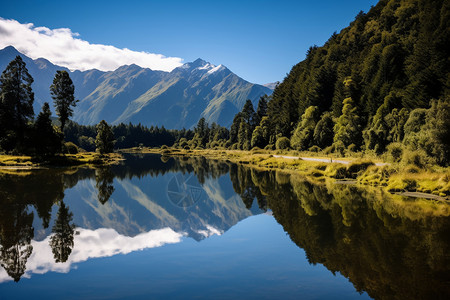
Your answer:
49,201 -> 75,263
0,153 -> 448,299
234,168 -> 450,300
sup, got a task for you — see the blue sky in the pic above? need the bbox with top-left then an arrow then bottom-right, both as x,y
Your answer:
1,0 -> 378,84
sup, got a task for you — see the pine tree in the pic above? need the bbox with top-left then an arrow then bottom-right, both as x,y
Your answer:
0,56 -> 34,152
34,102 -> 61,156
241,99 -> 257,129
237,121 -> 250,150
229,112 -> 242,144
50,70 -> 78,132
95,120 -> 115,154
255,95 -> 269,125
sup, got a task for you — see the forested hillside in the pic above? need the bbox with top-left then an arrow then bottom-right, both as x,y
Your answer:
228,0 -> 449,165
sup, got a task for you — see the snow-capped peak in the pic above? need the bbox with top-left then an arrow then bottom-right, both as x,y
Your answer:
207,64 -> 224,74
198,62 -> 214,70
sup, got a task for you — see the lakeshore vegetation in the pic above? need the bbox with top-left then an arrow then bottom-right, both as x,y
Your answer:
0,0 -> 448,196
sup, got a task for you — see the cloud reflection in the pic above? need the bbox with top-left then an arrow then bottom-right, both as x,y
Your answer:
0,227 -> 183,282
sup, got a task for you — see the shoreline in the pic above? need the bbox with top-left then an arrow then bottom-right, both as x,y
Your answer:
1,148 -> 448,201
121,147 -> 450,201
0,152 -> 124,172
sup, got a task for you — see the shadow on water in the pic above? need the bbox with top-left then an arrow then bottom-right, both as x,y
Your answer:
0,153 -> 448,299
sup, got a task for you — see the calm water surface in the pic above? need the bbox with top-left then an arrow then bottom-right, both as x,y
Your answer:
0,154 -> 449,299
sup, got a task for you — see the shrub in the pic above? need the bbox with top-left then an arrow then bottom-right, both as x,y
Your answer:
325,164 -> 348,179
401,149 -> 435,169
63,142 -> 79,154
386,142 -> 403,163
308,145 -> 321,152
347,160 -> 374,177
333,141 -> 345,155
264,144 -> 274,150
347,143 -> 356,152
323,144 -> 335,154
276,137 -> 290,150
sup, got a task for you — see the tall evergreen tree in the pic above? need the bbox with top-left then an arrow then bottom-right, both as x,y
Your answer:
50,70 -> 78,133
95,120 -> 115,154
34,102 -> 61,156
255,95 -> 269,125
241,100 -> 257,127
229,112 -> 243,145
0,56 -> 34,152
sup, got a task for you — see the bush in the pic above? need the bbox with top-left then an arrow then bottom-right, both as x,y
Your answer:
333,141 -> 345,156
308,145 -> 321,152
276,137 -> 290,150
323,144 -> 335,154
401,149 -> 435,169
347,160 -> 374,177
325,164 -> 348,179
63,142 -> 79,154
347,143 -> 357,152
386,142 -> 403,163
264,144 -> 274,150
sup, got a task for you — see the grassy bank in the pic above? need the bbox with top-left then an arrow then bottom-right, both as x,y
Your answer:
0,152 -> 123,173
124,147 -> 450,200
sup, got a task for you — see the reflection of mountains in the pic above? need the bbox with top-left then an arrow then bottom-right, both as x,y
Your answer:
65,173 -> 256,241
0,154 -> 266,282
25,154 -> 263,242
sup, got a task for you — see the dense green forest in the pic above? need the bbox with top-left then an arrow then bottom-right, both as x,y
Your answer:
225,0 -> 449,165
0,0 -> 448,166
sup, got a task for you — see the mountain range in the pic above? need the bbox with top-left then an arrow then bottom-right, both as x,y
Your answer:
0,46 -> 272,129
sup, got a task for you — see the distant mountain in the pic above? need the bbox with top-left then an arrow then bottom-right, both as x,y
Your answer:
0,46 -> 272,128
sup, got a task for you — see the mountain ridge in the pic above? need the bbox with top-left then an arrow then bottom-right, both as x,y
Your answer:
0,46 -> 272,128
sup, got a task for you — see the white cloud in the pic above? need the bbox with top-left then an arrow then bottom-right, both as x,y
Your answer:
0,227 -> 184,282
0,18 -> 184,72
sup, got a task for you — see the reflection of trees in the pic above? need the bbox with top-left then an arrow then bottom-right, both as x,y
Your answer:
0,204 -> 34,282
264,173 -> 450,299
95,167 -> 115,205
229,165 -> 267,211
110,154 -> 230,183
0,172 -> 68,282
227,165 -> 450,299
49,201 -> 75,263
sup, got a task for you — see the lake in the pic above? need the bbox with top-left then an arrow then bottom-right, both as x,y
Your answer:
0,153 -> 449,299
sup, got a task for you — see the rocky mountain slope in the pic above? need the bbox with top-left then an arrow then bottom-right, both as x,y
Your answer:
0,46 -> 272,128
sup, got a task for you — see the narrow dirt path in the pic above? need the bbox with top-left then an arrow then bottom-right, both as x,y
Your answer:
272,155 -> 388,166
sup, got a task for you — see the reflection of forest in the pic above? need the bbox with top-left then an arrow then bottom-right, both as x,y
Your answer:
0,154 -> 235,282
231,166 -> 450,300
1,153 -> 449,297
